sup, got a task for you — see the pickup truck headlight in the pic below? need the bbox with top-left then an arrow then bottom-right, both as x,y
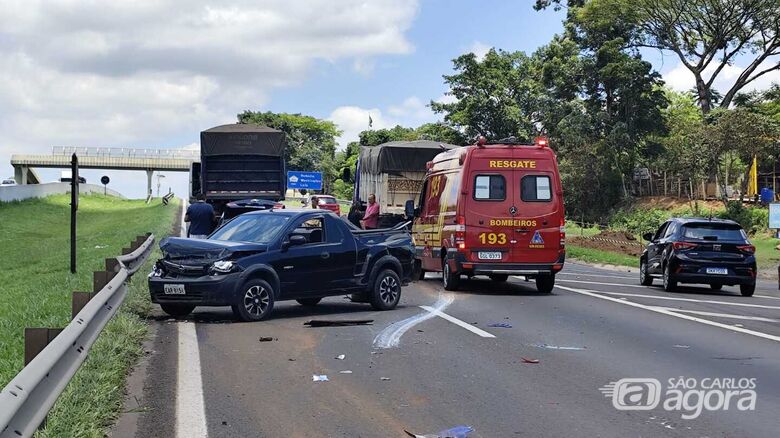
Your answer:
210,260 -> 235,274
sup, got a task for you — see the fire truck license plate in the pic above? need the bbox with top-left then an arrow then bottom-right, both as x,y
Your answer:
478,252 -> 502,260
164,284 -> 186,295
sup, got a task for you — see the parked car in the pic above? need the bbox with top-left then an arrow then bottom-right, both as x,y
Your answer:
148,209 -> 415,321
640,218 -> 756,296
1,178 -> 17,186
219,198 -> 284,224
315,195 -> 341,215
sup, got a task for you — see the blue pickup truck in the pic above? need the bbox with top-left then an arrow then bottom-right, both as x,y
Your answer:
148,209 -> 415,321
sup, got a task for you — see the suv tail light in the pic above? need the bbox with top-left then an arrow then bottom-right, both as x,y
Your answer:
560,218 -> 566,248
455,215 -> 466,251
672,242 -> 698,251
737,244 -> 755,254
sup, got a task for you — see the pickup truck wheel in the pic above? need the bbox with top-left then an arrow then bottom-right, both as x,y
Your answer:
535,275 -> 555,294
160,304 -> 195,318
489,274 -> 509,282
296,298 -> 322,306
235,279 -> 275,322
442,260 -> 460,291
370,269 -> 402,310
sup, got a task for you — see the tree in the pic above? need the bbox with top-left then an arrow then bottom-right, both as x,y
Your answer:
538,0 -> 780,114
430,49 -> 542,140
237,111 -> 341,191
358,123 -> 466,146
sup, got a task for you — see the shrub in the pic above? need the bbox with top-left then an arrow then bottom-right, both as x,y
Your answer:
717,202 -> 767,235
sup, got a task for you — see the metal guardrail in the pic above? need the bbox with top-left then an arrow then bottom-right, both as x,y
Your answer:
52,146 -> 198,160
0,234 -> 156,438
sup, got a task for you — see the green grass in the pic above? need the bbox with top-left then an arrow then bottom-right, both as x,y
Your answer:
567,245 -> 639,268
0,194 -> 178,437
752,234 -> 780,273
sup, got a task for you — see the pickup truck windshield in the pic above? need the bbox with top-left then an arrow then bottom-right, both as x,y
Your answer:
210,214 -> 290,243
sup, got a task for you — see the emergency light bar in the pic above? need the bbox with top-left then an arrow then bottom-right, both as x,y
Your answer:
535,137 -> 548,147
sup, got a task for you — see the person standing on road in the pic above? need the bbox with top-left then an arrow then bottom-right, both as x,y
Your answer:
185,193 -> 216,239
361,194 -> 379,229
310,196 -> 319,209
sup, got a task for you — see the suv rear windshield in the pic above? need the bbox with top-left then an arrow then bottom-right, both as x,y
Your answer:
682,223 -> 747,241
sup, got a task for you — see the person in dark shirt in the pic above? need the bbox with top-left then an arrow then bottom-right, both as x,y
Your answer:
185,194 -> 216,239
347,201 -> 363,228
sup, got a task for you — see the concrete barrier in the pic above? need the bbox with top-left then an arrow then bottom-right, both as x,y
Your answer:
0,183 -> 124,203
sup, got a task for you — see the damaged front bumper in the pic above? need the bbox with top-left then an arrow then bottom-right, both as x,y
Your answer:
148,265 -> 241,306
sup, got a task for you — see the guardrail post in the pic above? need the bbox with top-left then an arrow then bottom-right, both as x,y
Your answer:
25,328 -> 63,365
93,271 -> 112,292
71,292 -> 96,319
105,257 -> 119,273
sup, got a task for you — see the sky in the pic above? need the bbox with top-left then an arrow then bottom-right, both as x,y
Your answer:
1,0 -> 779,199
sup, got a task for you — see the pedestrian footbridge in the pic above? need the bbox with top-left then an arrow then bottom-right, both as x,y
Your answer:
11,146 -> 198,196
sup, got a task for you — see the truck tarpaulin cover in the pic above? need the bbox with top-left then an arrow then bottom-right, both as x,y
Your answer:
201,124 -> 286,156
359,140 -> 460,174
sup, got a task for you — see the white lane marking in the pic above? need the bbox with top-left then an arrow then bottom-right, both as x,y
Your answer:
419,306 -> 496,338
373,294 -> 454,348
650,307 -> 780,323
557,278 -> 780,303
558,272 -> 635,280
556,285 -> 780,343
177,322 -> 208,438
595,291 -> 780,311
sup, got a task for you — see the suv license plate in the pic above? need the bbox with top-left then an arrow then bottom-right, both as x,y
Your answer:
478,252 -> 502,260
705,268 -> 728,275
164,284 -> 186,295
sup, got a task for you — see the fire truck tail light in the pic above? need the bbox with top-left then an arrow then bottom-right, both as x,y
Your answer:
455,215 -> 466,251
559,218 -> 566,247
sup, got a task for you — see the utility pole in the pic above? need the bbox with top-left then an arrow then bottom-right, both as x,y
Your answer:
70,153 -> 79,274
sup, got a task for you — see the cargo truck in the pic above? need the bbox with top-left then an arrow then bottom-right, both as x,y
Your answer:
190,124 -> 287,215
354,140 -> 459,227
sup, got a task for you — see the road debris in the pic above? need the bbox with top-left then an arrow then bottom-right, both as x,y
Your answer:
673,344 -> 690,349
336,354 -> 346,360
488,322 -> 513,328
312,375 -> 329,382
339,370 -> 353,374
258,336 -> 275,342
380,377 -> 391,381
521,357 -> 540,364
404,424 -> 474,438
304,319 -> 374,327
533,343 -> 585,351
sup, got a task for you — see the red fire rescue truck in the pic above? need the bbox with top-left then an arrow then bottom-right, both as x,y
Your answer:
405,137 -> 565,292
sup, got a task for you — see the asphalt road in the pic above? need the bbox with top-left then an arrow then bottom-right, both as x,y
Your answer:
118,262 -> 780,438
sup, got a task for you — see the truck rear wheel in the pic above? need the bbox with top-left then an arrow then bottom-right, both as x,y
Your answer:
442,259 -> 460,291
535,275 -> 555,294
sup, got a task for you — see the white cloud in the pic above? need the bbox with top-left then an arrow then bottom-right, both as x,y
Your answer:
0,0 -> 420,197
466,41 -> 491,61
328,95 -> 439,149
663,60 -> 780,95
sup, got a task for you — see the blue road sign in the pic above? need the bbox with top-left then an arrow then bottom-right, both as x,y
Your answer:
770,203 -> 780,229
287,171 -> 322,190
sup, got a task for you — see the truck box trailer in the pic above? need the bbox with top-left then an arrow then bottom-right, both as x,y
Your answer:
196,124 -> 286,207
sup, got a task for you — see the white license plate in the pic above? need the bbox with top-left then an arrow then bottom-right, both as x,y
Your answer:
706,268 -> 728,275
164,284 -> 186,295
478,251 -> 502,260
